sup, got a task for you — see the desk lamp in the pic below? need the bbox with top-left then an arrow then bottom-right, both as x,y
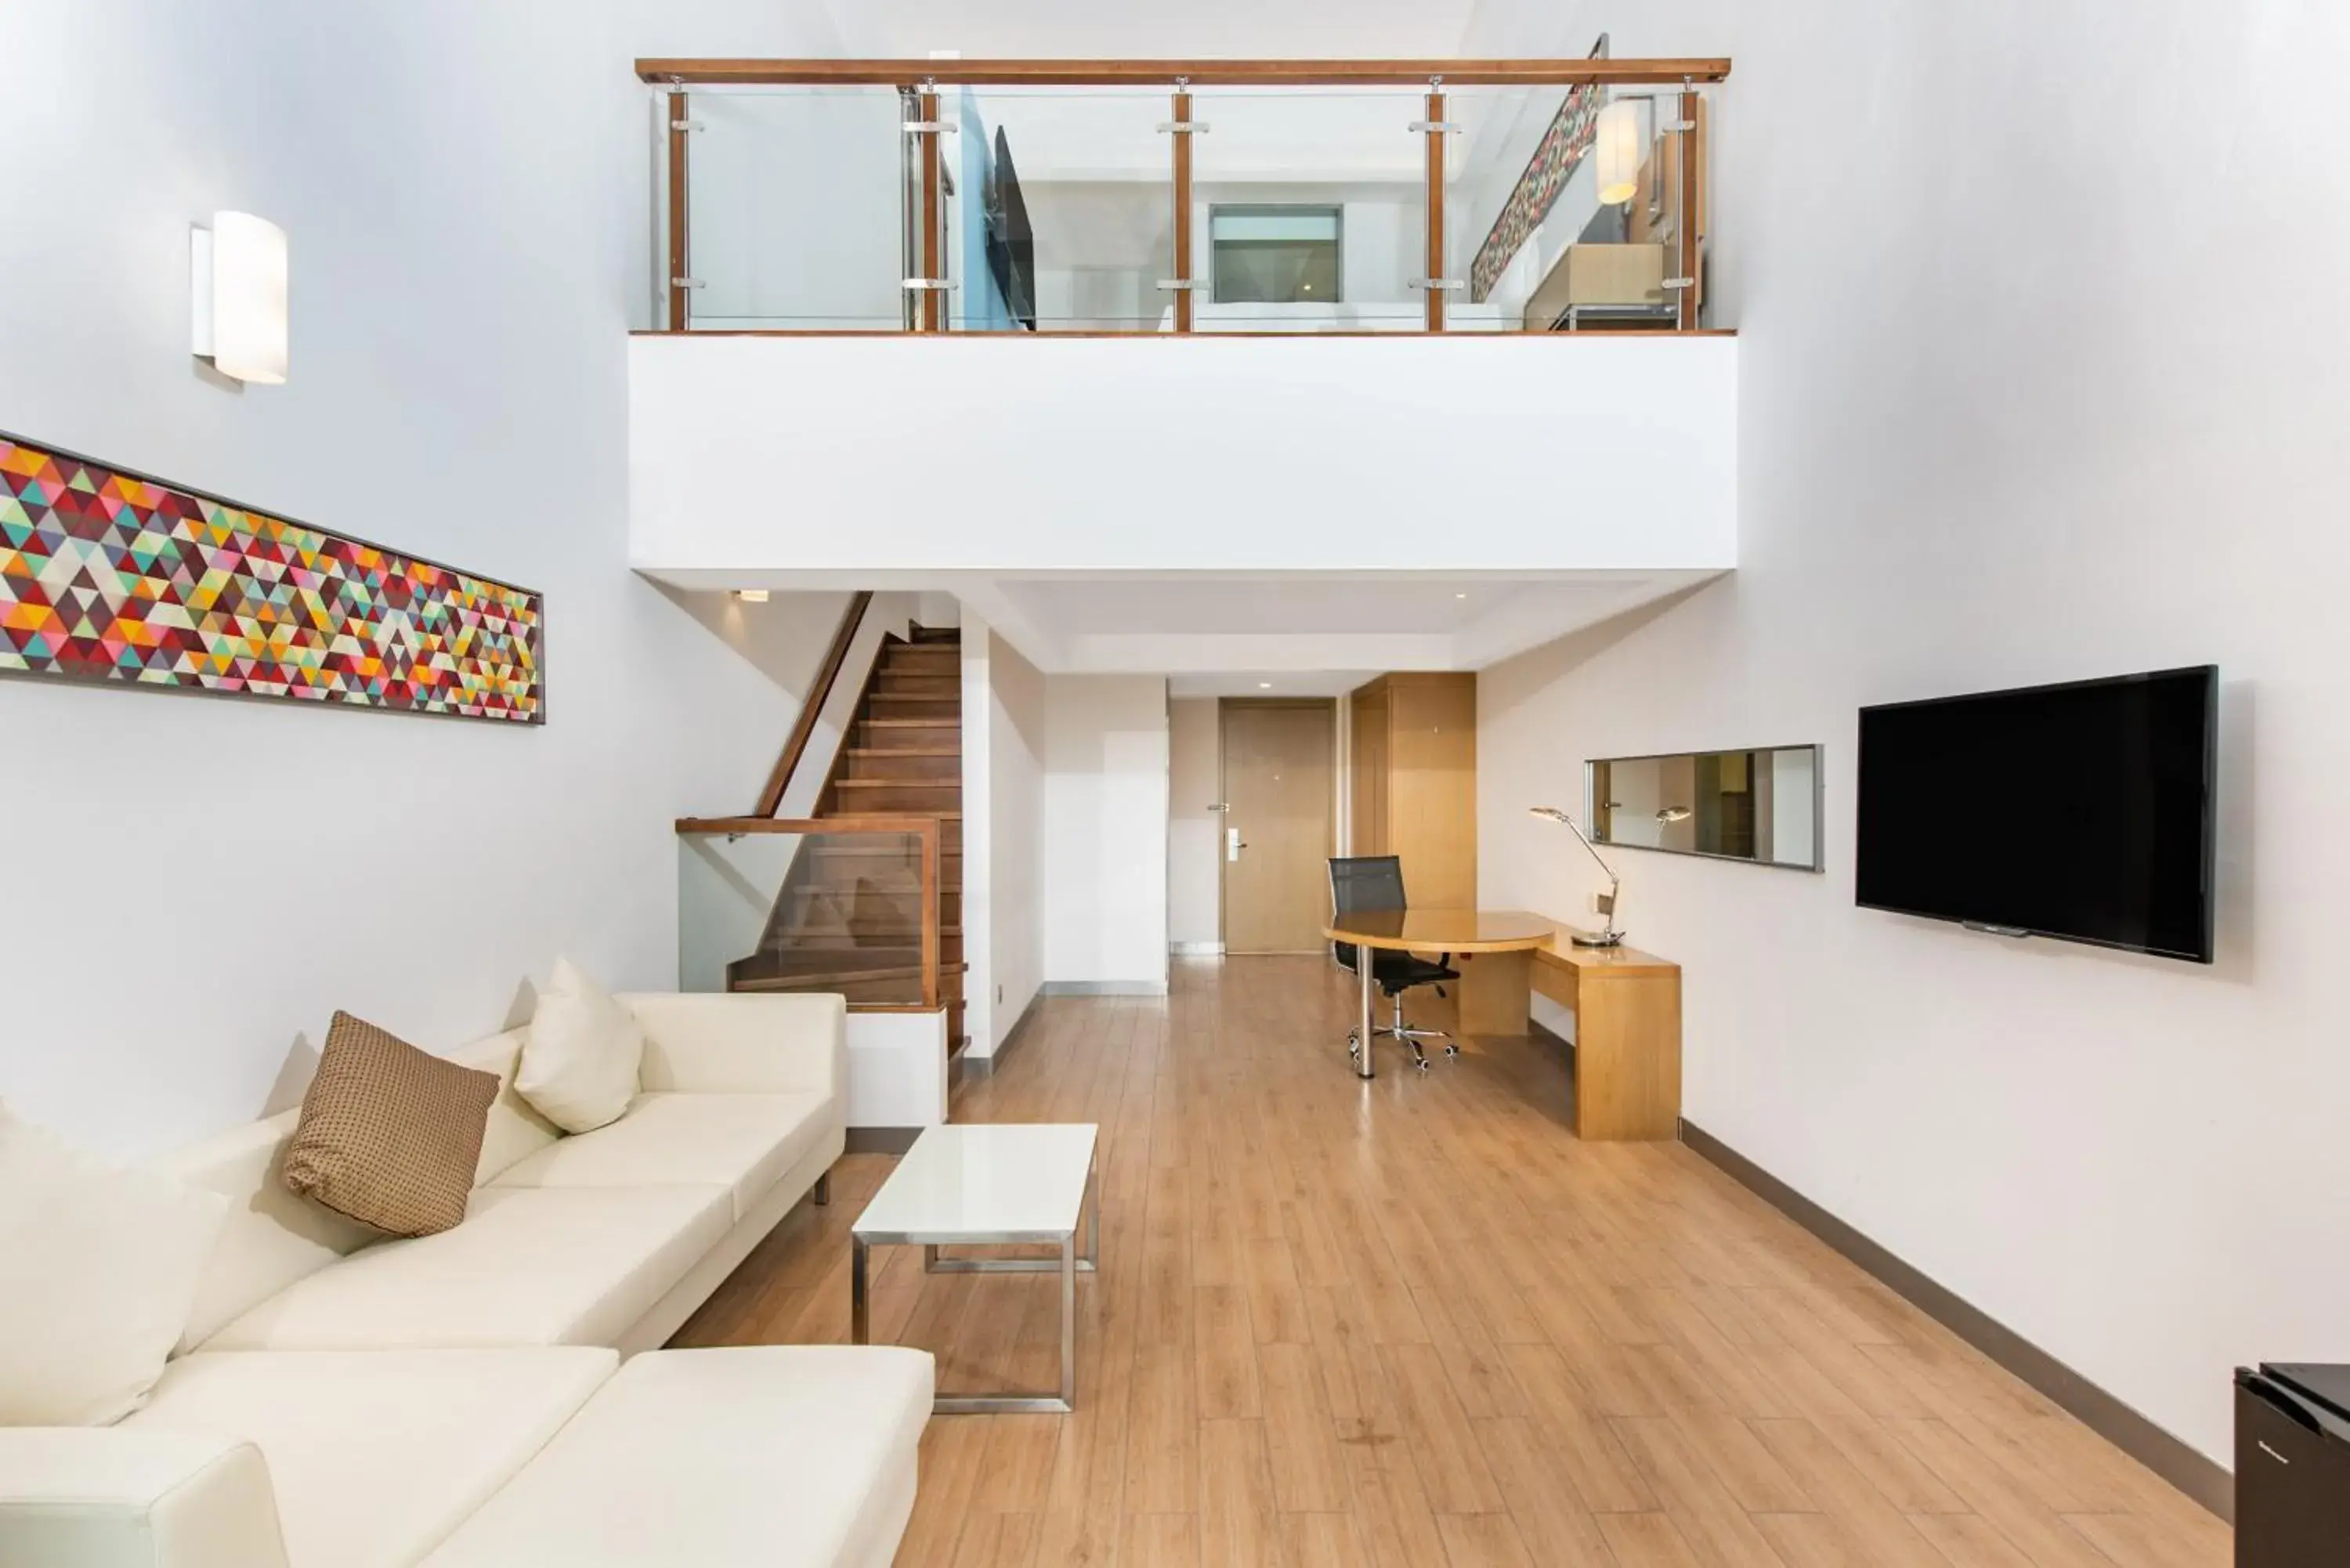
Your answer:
1529,804 -> 1692,948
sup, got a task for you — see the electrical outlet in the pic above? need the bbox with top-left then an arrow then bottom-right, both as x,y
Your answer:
1590,891 -> 1608,915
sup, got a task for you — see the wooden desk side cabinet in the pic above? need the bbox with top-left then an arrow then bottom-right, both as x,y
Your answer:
1455,944 -> 1683,1140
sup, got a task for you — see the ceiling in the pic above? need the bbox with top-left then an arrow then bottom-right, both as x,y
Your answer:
998,576 -> 1517,636
840,0 -> 1483,60
649,567 -> 1723,676
1167,670 -> 1376,697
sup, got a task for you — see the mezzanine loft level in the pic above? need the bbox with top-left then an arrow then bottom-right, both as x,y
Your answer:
626,54 -> 1738,676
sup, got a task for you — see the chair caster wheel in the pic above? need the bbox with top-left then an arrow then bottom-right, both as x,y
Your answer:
1414,1058 -> 1431,1072
1444,1043 -> 1461,1057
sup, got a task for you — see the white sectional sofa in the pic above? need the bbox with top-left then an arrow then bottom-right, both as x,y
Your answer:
0,992 -> 933,1568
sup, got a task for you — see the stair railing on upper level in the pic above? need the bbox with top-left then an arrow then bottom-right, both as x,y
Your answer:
635,52 -> 1729,336
676,814 -> 943,1010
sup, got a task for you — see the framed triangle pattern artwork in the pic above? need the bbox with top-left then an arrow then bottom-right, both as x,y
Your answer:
0,432 -> 542,724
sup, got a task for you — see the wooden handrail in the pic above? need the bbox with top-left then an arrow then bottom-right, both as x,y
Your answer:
635,57 -> 1731,88
753,590 -> 873,817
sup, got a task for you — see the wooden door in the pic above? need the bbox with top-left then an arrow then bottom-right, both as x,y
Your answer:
1221,700 -> 1336,954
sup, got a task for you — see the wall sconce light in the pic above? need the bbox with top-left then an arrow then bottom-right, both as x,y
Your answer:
190,212 -> 288,385
1593,99 -> 1643,207
733,589 -> 771,604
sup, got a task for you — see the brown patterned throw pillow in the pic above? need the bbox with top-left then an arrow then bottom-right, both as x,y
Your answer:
282,1012 -> 498,1237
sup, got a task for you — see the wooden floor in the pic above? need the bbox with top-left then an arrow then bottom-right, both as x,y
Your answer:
674,957 -> 2229,1568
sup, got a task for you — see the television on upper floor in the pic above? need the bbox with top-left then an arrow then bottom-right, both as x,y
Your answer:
1855,666 -> 2218,963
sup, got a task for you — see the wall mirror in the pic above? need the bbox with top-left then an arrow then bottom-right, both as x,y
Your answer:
1585,746 -> 1824,870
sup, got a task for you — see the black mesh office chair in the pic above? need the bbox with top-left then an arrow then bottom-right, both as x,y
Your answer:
1329,854 -> 1461,1071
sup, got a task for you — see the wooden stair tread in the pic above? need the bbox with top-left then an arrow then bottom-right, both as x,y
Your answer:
815,806 -> 962,817
807,846 -> 962,858
766,926 -> 959,940
843,748 -> 960,757
740,959 -> 970,985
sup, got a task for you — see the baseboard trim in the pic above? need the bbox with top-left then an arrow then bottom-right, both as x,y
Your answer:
1170,941 -> 1226,957
959,993 -> 1043,1082
1677,1118 -> 2232,1522
845,1126 -> 925,1156
1039,980 -> 1168,997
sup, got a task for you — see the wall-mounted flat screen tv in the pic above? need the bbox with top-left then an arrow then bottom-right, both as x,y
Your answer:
1856,667 -> 2217,963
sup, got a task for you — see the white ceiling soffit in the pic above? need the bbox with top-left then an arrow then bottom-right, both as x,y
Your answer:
1168,671 -> 1378,698
642,569 -> 1722,675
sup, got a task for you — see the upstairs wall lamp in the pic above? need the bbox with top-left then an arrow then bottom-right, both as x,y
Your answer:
190,212 -> 288,385
1593,98 -> 1643,206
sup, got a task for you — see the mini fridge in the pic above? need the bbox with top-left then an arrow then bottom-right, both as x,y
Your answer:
2234,1363 -> 2350,1565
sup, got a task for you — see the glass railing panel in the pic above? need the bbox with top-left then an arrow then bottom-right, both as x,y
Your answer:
949,86 -> 1175,331
678,826 -> 928,1003
1187,88 -> 1430,332
681,86 -> 908,331
1448,82 -> 1694,332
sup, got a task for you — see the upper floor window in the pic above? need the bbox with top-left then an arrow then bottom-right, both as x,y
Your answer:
1210,206 -> 1343,305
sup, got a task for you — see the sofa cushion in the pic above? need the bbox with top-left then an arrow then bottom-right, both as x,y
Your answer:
283,1013 -> 497,1238
201,1184 -> 732,1352
127,1349 -> 614,1568
421,1347 -> 934,1568
0,1101 -> 230,1425
445,1029 -> 564,1187
516,959 -> 645,1135
157,1111 -> 380,1356
0,1426 -> 290,1568
487,1093 -> 830,1221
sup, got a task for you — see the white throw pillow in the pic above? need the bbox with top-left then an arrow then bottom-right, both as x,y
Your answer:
516,958 -> 645,1134
0,1101 -> 230,1425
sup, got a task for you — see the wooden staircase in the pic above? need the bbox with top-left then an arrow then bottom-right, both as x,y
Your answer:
730,624 -> 966,1050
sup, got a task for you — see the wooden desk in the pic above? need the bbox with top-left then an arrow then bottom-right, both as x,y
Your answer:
1323,909 -> 1682,1141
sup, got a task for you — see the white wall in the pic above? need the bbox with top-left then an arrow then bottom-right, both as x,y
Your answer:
963,624 -> 1047,1056
1472,0 -> 2350,1468
0,0 -> 860,1157
629,333 -> 1737,573
1167,698 -> 1224,952
1043,677 -> 1171,991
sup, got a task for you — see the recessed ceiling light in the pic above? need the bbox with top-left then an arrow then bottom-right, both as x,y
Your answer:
1258,681 -> 1273,689
735,589 -> 770,603
1455,591 -> 1469,599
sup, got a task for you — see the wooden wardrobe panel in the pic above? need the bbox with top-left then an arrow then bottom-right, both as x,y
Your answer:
1349,685 -> 1390,857
1347,673 -> 1473,908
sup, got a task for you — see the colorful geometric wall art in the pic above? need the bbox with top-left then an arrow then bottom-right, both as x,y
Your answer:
0,434 -> 541,724
1468,81 -> 1605,304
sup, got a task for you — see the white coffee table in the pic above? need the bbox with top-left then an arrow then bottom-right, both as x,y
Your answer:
850,1122 -> 1099,1414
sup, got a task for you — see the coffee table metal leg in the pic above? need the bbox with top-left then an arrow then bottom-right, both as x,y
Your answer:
1356,956 -> 1377,1080
1060,1231 -> 1077,1407
851,1237 -> 870,1345
1085,1162 -> 1100,1266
